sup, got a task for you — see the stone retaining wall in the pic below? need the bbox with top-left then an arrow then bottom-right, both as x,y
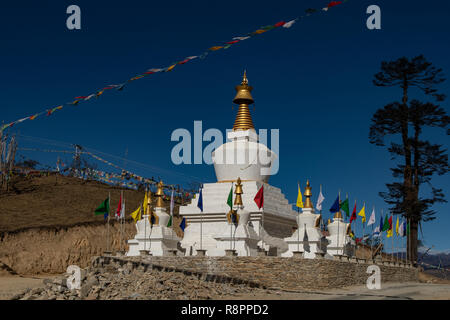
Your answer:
93,255 -> 418,291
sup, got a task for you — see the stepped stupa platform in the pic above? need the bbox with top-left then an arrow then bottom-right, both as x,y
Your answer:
179,72 -> 297,256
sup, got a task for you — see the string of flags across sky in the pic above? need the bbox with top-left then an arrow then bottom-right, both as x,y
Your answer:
1,1 -> 348,133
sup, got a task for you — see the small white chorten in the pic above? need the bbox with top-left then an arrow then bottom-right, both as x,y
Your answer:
326,210 -> 355,257
214,177 -> 260,256
127,181 -> 180,256
282,181 -> 329,258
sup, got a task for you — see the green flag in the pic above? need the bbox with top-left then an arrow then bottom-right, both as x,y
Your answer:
340,198 -> 350,217
167,215 -> 172,227
95,198 -> 110,216
407,220 -> 410,235
227,185 -> 233,210
382,214 -> 390,231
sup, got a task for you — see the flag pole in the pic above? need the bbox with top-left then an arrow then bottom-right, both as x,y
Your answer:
119,190 -> 123,252
338,190 -> 341,256
380,208 -> 384,260
107,192 -> 111,253
370,205 -> 374,260
391,215 -> 394,262
200,187 -> 203,251
144,189 -> 147,252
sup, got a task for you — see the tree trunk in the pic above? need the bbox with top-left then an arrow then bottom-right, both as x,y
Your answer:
409,219 -> 419,264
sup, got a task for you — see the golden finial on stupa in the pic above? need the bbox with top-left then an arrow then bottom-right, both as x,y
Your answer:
304,180 -> 313,209
234,177 -> 243,206
155,180 -> 164,208
334,211 -> 343,219
232,71 -> 255,131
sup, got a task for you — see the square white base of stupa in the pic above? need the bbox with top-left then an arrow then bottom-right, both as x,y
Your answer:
281,209 -> 328,259
326,219 -> 356,257
212,223 -> 260,256
281,232 -> 324,259
126,224 -> 180,257
179,181 -> 297,256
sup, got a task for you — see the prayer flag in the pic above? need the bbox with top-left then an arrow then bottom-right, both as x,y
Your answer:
316,187 -> 325,211
349,201 -> 357,223
340,197 -> 350,217
227,184 -> 233,210
143,191 -> 149,215
329,195 -> 340,213
296,184 -> 304,208
382,214 -> 390,232
197,189 -> 203,212
367,207 -> 376,226
328,1 -> 343,8
283,19 -> 296,28
130,205 -> 141,223
358,204 -> 366,223
94,198 -> 110,219
179,217 -> 186,232
395,216 -> 399,236
254,185 -> 264,209
116,193 -> 122,220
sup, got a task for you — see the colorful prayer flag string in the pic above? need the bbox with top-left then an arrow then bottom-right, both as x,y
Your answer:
1,1 -> 347,133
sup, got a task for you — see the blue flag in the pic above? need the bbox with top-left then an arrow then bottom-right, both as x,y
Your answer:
179,217 -> 186,232
379,214 -> 384,233
329,195 -> 340,213
197,189 -> 203,212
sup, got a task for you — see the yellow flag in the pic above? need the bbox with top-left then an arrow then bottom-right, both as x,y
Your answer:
296,184 -> 303,208
166,64 -> 176,72
395,216 -> 399,235
130,206 -> 141,223
358,205 -> 366,223
143,191 -> 148,215
387,227 -> 393,238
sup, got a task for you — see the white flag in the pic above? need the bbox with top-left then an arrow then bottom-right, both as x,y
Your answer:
120,199 -> 125,219
399,220 -> 405,237
367,208 -> 376,226
170,189 -> 174,217
283,19 -> 296,28
316,188 -> 325,211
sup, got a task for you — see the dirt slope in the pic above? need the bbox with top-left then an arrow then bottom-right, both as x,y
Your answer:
0,175 -> 184,275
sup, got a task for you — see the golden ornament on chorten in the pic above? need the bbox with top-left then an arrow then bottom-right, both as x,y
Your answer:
232,70 -> 255,131
304,180 -> 313,209
234,177 -> 244,206
155,180 -> 165,208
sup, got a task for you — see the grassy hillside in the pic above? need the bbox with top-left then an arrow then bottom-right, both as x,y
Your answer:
0,174 -> 184,235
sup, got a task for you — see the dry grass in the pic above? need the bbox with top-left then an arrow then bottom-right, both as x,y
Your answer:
0,174 -> 184,237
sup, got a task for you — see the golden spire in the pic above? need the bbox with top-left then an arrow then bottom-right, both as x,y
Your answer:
334,211 -> 343,219
232,71 -> 255,131
304,180 -> 313,209
234,177 -> 243,206
155,180 -> 164,208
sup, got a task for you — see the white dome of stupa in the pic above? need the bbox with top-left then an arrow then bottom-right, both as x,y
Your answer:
211,72 -> 277,183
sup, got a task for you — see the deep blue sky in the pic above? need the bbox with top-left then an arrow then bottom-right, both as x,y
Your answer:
1,0 -> 449,251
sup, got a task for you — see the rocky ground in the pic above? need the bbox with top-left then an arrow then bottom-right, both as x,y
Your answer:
10,262 -> 268,300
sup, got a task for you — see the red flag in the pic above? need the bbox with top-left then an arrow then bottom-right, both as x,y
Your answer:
328,1 -> 342,8
254,185 -> 264,209
388,215 -> 393,230
274,21 -> 285,27
116,193 -> 122,219
349,201 -> 357,223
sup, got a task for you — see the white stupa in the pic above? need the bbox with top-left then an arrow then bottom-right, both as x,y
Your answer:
326,210 -> 355,257
214,177 -> 260,256
127,181 -> 180,256
179,72 -> 297,256
282,180 -> 329,259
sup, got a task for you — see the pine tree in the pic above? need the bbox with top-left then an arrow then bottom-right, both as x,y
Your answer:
369,55 -> 449,264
